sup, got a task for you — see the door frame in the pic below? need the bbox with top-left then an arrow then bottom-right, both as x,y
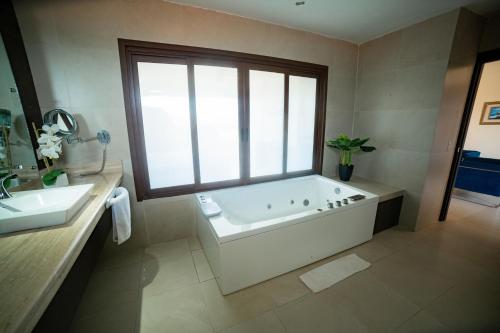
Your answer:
439,48 -> 500,221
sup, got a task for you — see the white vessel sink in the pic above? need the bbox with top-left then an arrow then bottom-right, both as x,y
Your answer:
0,184 -> 94,234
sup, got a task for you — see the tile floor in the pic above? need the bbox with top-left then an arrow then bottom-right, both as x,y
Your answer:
70,198 -> 500,332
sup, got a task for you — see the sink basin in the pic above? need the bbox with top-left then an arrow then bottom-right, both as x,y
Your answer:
0,184 -> 94,234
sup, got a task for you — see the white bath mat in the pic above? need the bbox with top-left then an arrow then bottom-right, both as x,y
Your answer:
299,254 -> 370,293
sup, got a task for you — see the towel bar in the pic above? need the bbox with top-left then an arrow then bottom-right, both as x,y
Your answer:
105,188 -> 118,209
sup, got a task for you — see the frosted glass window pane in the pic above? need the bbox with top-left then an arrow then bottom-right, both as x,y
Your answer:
137,62 -> 194,188
287,75 -> 317,172
249,70 -> 284,177
195,65 -> 240,183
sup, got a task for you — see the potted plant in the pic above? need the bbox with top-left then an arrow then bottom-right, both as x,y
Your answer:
326,134 -> 376,181
36,124 -> 68,188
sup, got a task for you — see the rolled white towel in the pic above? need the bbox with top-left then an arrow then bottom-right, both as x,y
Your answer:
107,187 -> 131,245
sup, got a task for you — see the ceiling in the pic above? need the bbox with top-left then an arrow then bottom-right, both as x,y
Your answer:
169,0 -> 500,44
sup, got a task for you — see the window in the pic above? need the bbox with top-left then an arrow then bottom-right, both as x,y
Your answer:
119,40 -> 328,200
249,70 -> 285,177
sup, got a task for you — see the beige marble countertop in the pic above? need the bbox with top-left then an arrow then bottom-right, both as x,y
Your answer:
0,161 -> 123,333
333,175 -> 405,202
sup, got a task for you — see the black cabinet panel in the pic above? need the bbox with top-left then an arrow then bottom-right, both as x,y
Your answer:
373,196 -> 403,234
34,209 -> 112,333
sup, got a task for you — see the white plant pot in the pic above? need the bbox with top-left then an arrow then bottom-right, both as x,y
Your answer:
42,173 -> 69,189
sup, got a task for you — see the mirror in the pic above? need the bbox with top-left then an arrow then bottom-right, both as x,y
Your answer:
43,109 -> 79,138
0,0 -> 48,177
0,35 -> 38,173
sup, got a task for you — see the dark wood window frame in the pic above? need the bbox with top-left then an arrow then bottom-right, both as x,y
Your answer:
118,39 -> 328,201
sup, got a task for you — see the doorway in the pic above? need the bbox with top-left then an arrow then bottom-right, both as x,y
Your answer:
440,48 -> 500,221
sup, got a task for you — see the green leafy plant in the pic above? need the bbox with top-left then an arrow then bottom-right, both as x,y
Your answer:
326,134 -> 376,166
42,169 -> 65,186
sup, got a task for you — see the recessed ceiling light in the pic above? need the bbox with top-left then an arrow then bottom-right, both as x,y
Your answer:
295,1 -> 305,6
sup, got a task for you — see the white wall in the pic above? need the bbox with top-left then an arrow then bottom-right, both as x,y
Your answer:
464,60 -> 500,159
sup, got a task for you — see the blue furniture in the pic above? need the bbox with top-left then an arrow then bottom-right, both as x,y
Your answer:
462,150 -> 480,158
455,150 -> 500,197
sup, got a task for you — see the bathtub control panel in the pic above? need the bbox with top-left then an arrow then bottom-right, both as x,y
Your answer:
197,195 -> 222,217
326,194 -> 366,209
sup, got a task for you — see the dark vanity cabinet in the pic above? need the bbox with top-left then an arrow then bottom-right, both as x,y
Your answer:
33,209 -> 112,333
373,196 -> 403,234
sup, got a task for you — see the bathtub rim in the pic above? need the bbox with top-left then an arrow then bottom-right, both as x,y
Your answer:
195,175 -> 380,244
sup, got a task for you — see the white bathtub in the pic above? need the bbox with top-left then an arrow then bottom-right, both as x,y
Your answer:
195,175 -> 379,294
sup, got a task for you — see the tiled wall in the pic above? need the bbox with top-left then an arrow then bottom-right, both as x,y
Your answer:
416,9 -> 484,230
14,0 -> 358,249
353,11 -> 460,229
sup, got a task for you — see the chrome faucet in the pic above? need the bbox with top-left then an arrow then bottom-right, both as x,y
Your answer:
0,173 -> 17,200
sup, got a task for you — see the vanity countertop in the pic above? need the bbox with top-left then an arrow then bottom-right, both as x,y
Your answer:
0,161 -> 123,333
334,175 -> 405,202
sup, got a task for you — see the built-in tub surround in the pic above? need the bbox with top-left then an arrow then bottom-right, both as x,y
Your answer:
0,161 -> 122,333
195,175 -> 379,294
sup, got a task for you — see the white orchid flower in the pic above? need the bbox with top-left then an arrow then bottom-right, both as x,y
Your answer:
37,133 -> 61,144
41,124 -> 60,136
40,140 -> 62,159
38,124 -> 63,159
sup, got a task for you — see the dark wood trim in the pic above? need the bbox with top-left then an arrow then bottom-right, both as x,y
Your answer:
248,169 -> 315,184
130,55 -> 154,194
238,66 -> 249,182
283,74 -> 290,173
313,70 -> 328,174
118,39 -> 328,200
0,0 -> 45,169
119,39 -> 328,75
439,48 -> 500,221
187,60 -> 201,185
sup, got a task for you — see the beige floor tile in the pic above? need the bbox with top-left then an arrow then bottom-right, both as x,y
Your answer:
425,285 -> 500,332
369,253 -> 453,307
200,279 -> 275,332
417,223 -> 500,275
255,269 -> 310,307
189,236 -> 202,251
139,284 -> 213,333
447,198 -> 487,221
219,311 -> 286,333
394,311 -> 450,333
142,252 -> 198,297
319,270 -> 420,332
192,249 -> 215,282
275,293 -> 370,333
144,239 -> 190,262
400,239 -> 500,290
71,199 -> 500,332
95,247 -> 144,272
371,228 -> 420,252
346,239 -> 394,262
74,262 -> 142,319
70,300 -> 139,333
